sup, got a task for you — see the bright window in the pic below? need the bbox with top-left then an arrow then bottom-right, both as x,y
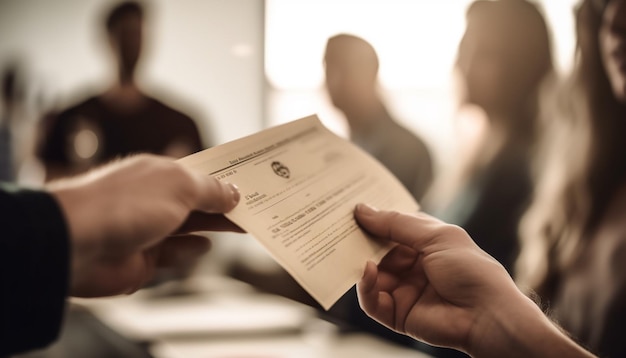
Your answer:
265,0 -> 579,171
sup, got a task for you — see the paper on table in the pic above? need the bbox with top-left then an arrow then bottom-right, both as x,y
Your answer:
178,115 -> 419,310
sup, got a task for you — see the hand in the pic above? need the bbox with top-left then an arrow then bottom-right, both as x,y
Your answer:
354,204 -> 595,358
48,154 -> 242,297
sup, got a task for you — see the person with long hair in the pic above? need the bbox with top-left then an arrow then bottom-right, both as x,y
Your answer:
353,0 -> 626,356
430,0 -> 554,274
514,0 -> 626,356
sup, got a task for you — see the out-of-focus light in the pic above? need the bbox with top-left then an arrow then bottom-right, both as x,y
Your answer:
74,128 -> 99,159
231,43 -> 254,58
265,0 -> 579,90
265,0 -> 471,90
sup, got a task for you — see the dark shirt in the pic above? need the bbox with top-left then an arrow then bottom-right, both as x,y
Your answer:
436,146 -> 532,273
0,121 -> 13,181
0,184 -> 69,357
350,107 -> 433,201
38,95 -> 204,167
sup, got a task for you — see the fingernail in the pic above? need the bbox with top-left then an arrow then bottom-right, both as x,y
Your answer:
356,203 -> 378,215
227,183 -> 240,204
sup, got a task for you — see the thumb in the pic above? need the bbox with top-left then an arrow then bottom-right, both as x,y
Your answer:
354,204 -> 446,252
192,174 -> 240,214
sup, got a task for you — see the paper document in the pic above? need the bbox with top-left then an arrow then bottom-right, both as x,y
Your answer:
178,115 -> 419,309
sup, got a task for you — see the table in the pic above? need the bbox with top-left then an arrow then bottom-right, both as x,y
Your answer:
70,275 -> 433,358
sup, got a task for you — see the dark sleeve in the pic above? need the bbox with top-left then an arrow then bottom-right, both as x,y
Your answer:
0,184 -> 70,356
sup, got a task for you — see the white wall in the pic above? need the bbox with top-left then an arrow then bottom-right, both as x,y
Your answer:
0,0 -> 264,145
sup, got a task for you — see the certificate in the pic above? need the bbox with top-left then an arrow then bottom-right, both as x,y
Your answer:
178,115 -> 419,309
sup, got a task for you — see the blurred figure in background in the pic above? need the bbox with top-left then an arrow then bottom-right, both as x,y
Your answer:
23,2 -> 209,356
324,33 -> 434,202
429,0 -> 554,274
0,63 -> 21,182
319,33 -> 434,349
516,0 -> 626,356
0,61 -> 37,183
36,0 -> 205,181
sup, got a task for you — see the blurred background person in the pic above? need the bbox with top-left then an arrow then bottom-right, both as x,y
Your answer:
427,0 -> 554,275
18,2 -> 211,356
0,62 -> 22,182
36,0 -> 206,182
227,33 -> 437,350
516,0 -> 626,356
323,33 -> 434,202
0,61 -> 39,183
320,32 -> 434,350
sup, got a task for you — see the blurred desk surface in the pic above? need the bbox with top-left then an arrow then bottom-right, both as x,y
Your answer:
70,275 -> 433,358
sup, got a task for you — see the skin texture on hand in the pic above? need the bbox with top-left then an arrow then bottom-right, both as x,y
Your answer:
48,154 -> 241,297
354,204 -> 596,358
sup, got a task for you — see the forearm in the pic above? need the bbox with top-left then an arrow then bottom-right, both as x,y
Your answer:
469,292 -> 595,358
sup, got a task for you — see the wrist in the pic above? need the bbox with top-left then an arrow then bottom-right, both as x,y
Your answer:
468,291 -> 595,358
48,184 -> 102,294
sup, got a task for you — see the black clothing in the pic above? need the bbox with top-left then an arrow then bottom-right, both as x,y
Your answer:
0,184 -> 70,357
437,146 -> 532,273
38,95 -> 204,167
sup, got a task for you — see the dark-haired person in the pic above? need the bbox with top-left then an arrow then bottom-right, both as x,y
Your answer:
324,33 -> 434,202
37,1 -> 207,181
516,0 -> 626,356
430,0 -> 553,275
321,33 -> 435,350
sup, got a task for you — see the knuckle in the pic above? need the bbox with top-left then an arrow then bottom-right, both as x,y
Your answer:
386,210 -> 403,225
442,224 -> 468,237
137,155 -> 201,203
433,223 -> 472,245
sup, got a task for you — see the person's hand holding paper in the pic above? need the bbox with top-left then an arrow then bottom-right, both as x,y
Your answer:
178,115 -> 418,309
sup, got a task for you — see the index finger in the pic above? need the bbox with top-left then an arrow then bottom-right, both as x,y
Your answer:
175,211 -> 245,234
